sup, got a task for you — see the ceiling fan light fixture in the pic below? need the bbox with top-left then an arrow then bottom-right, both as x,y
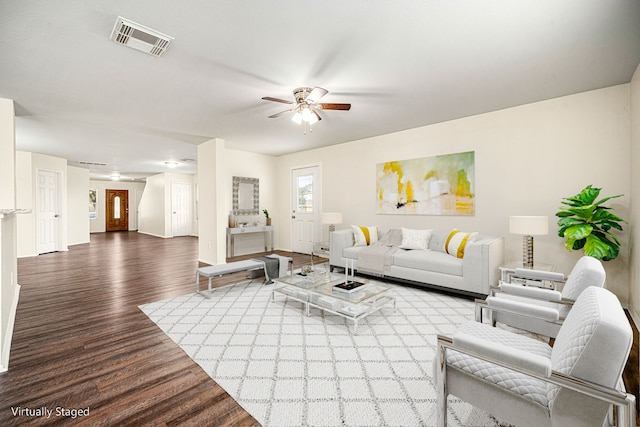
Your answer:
291,111 -> 303,125
264,86 -> 349,131
301,106 -> 313,121
306,111 -> 319,125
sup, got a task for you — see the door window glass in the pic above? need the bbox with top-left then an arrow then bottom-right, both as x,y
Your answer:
297,175 -> 313,212
114,196 -> 121,219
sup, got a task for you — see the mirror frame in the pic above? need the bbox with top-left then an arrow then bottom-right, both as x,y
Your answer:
232,176 -> 259,215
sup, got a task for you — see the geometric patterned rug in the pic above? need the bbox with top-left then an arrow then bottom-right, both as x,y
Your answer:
139,279 -> 507,426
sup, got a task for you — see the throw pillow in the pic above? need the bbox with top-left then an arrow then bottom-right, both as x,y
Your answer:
445,229 -> 478,258
352,225 -> 379,247
399,228 -> 432,250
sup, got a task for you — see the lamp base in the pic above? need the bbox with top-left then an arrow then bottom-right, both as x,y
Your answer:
522,235 -> 534,268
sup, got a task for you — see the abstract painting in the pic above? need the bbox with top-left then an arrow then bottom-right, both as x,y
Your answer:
376,151 -> 475,215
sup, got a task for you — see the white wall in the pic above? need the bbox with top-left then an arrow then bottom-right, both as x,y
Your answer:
0,97 -> 18,372
135,173 -> 194,238
197,139 -> 226,264
89,180 -> 146,233
0,99 -> 15,209
67,166 -> 90,246
225,149 -> 277,256
630,63 -> 640,321
138,174 -> 166,238
275,85 -> 632,302
15,152 -> 34,257
197,140 -> 278,263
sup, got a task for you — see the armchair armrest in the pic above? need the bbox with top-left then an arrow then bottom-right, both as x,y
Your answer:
513,268 -> 565,282
452,331 -> 552,377
437,334 -> 636,427
486,296 -> 560,322
498,281 -> 563,302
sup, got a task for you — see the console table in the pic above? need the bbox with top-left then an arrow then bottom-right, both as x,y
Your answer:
226,225 -> 273,257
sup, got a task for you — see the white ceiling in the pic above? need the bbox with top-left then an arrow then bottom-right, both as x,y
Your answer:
1,1 -> 639,181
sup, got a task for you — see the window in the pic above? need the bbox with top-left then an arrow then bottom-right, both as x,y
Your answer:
297,175 -> 313,212
89,189 -> 97,219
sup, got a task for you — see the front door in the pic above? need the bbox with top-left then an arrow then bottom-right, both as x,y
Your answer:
106,189 -> 129,231
291,165 -> 321,254
36,169 -> 60,254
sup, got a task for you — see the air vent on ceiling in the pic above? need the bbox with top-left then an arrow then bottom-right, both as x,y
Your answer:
76,161 -> 108,166
110,16 -> 174,57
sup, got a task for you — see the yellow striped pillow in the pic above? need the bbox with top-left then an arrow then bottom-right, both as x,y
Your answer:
352,225 -> 379,247
445,229 -> 478,258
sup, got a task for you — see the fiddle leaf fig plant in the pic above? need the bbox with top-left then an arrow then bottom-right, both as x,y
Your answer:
555,185 -> 626,261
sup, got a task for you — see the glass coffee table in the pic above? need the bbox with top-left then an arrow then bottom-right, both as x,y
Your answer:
271,270 -> 395,334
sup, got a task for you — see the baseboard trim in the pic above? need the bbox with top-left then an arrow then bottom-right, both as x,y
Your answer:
628,306 -> 640,333
136,231 -> 170,239
1,284 -> 21,373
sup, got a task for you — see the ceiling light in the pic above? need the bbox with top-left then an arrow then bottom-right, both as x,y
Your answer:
307,110 -> 319,125
164,161 -> 179,168
291,111 -> 303,125
110,172 -> 121,181
291,105 -> 319,127
302,107 -> 313,121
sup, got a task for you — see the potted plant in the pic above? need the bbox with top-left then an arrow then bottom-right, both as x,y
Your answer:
263,209 -> 271,226
555,185 -> 626,261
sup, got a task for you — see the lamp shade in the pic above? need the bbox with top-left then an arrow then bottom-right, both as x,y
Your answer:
321,212 -> 343,224
509,216 -> 548,236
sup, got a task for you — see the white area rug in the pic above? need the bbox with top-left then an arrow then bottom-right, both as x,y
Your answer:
140,280 -> 507,427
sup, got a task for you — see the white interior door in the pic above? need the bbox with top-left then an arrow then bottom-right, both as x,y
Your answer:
171,182 -> 191,237
291,165 -> 321,254
37,170 -> 59,254
132,189 -> 143,231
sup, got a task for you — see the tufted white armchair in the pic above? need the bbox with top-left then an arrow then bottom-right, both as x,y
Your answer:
476,256 -> 606,338
436,287 -> 634,427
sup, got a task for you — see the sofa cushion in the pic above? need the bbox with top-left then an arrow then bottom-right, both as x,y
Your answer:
393,249 -> 463,276
429,231 -> 448,253
399,227 -> 432,250
352,225 -> 379,246
445,229 -> 478,258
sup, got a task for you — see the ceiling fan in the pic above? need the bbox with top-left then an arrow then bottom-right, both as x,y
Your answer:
262,87 -> 351,127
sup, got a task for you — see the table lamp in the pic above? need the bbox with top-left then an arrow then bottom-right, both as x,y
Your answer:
321,212 -> 343,233
509,216 -> 548,268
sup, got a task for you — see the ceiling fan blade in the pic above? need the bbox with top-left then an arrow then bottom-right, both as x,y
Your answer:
268,109 -> 293,118
312,109 -> 322,122
262,96 -> 294,104
306,87 -> 328,104
318,103 -> 351,111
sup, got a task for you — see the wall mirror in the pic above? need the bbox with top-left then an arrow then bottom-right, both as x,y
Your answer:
232,176 -> 259,215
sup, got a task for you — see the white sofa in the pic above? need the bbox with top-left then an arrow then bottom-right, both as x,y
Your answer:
330,228 -> 504,297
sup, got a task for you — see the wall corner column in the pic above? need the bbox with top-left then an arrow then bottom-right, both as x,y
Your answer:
197,138 -> 228,265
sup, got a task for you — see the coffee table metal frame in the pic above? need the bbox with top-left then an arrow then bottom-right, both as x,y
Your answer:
271,270 -> 395,334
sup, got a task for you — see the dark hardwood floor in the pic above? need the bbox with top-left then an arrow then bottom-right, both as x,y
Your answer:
0,232 -> 637,425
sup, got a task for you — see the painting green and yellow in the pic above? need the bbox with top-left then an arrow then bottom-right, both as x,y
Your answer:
376,151 -> 475,215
